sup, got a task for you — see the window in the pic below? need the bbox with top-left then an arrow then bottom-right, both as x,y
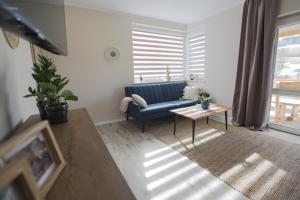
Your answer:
269,21 -> 300,134
187,33 -> 206,81
132,25 -> 185,83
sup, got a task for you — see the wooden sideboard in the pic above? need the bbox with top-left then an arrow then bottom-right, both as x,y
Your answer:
19,108 -> 135,200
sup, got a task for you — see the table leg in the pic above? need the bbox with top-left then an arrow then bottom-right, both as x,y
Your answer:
225,111 -> 228,130
192,120 -> 196,143
206,117 -> 209,124
173,114 -> 177,136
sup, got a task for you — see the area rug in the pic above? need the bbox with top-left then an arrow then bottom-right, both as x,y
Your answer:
146,118 -> 300,200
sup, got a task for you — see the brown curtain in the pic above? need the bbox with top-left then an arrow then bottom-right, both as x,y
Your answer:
232,0 -> 280,129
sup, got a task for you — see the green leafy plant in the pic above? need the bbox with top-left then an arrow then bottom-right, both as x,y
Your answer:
198,95 -> 211,103
38,82 -> 78,105
24,55 -> 78,105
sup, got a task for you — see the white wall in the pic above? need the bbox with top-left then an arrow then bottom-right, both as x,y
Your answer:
43,6 -> 186,123
188,4 -> 244,113
0,33 -> 37,141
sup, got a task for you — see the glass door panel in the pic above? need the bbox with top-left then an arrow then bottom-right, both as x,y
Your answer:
269,23 -> 300,134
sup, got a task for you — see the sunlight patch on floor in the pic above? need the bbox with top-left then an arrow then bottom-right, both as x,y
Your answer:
147,163 -> 198,190
150,171 -> 210,200
145,157 -> 188,178
220,153 -> 261,180
184,179 -> 225,200
185,131 -> 224,149
145,146 -> 173,158
252,168 -> 286,199
144,128 -> 219,160
144,151 -> 180,167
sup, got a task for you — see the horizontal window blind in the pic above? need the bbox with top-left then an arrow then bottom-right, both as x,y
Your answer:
187,33 -> 206,81
132,26 -> 185,83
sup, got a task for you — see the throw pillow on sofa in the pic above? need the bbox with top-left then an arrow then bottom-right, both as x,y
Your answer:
183,86 -> 201,100
132,94 -> 147,108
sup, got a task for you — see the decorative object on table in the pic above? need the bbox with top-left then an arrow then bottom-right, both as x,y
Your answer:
2,29 -> 19,49
104,47 -> 120,63
0,121 -> 65,197
0,159 -> 42,200
198,95 -> 211,110
24,55 -> 78,124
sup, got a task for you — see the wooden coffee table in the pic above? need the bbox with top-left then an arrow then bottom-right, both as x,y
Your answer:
170,104 -> 232,143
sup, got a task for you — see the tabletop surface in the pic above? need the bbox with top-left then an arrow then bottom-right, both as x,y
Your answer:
20,108 -> 136,200
170,104 -> 231,120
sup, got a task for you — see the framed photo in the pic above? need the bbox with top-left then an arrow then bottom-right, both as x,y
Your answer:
0,121 -> 65,197
0,158 -> 42,200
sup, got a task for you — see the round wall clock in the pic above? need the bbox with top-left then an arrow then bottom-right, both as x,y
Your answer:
104,47 -> 120,63
2,30 -> 20,49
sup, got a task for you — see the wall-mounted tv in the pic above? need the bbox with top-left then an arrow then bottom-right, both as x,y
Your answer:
0,0 -> 67,55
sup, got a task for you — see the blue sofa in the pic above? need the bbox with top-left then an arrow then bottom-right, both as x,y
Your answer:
125,81 -> 197,132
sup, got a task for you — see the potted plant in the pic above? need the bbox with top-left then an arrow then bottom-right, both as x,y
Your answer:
25,55 -> 78,123
198,95 -> 211,110
39,82 -> 78,124
24,55 -> 58,120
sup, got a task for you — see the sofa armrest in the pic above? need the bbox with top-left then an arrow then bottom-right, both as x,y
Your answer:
127,101 -> 142,120
129,101 -> 141,112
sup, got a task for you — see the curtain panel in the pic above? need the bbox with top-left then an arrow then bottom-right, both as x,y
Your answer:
232,0 -> 280,129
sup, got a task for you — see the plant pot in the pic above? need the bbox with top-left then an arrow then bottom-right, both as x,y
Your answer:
201,102 -> 210,110
46,103 -> 68,124
37,102 -> 47,120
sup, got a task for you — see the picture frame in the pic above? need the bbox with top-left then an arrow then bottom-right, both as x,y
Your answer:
0,158 -> 42,200
0,121 -> 65,197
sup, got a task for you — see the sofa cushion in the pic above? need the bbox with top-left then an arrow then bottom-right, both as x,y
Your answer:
140,99 -> 197,115
169,99 -> 198,108
140,102 -> 177,114
125,84 -> 163,104
160,82 -> 187,102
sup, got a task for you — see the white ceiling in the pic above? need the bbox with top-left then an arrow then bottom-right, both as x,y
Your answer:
65,0 -> 243,24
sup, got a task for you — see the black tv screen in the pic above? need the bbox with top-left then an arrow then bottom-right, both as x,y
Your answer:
0,0 -> 67,55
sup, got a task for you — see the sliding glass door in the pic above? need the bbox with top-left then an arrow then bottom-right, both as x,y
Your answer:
269,21 -> 300,134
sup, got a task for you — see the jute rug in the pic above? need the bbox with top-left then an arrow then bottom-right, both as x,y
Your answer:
146,118 -> 300,200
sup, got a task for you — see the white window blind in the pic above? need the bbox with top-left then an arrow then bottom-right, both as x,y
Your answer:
187,33 -> 206,81
132,25 -> 185,83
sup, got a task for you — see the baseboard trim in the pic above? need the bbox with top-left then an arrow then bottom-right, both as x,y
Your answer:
95,118 -> 125,126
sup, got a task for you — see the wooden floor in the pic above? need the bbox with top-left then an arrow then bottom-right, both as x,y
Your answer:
97,120 -> 250,200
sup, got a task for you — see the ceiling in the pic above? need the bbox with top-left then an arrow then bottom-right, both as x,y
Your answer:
65,0 -> 243,24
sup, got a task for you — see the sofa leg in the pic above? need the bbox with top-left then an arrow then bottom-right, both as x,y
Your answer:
142,122 -> 145,133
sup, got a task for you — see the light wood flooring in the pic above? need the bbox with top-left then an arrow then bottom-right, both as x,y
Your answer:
97,119 -> 251,200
